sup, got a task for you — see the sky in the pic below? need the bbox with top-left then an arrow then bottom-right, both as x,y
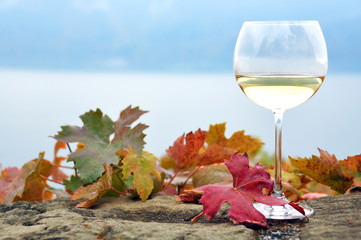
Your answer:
0,0 -> 360,73
0,0 -> 361,168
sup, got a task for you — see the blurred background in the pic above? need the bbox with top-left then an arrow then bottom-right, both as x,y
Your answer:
0,0 -> 360,168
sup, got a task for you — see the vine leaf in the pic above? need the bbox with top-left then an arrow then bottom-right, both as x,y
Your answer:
166,123 -> 263,170
54,106 -> 148,184
122,147 -> 162,201
0,167 -> 21,184
289,148 -> 354,194
340,154 -> 361,178
179,153 -> 304,228
71,164 -> 114,208
64,175 -> 83,195
0,167 -> 21,203
192,164 -> 232,188
200,123 -> 263,166
112,106 -> 148,154
51,141 -> 68,182
0,152 -> 53,204
205,123 -> 263,154
166,129 -> 206,169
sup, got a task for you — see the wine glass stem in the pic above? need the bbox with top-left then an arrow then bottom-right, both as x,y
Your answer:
273,110 -> 284,198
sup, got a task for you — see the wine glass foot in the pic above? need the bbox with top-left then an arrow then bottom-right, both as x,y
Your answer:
253,195 -> 314,220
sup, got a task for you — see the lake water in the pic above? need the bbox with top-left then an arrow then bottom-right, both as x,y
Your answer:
0,69 -> 360,168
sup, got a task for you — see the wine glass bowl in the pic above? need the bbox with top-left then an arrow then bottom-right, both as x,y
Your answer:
234,21 -> 327,112
233,21 -> 327,219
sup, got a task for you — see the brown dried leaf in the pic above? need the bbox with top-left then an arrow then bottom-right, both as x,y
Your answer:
289,148 -> 354,194
71,164 -> 113,208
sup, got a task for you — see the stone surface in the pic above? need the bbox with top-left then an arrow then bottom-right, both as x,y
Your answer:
0,193 -> 360,240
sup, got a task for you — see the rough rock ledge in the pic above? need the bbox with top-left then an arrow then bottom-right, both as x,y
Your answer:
0,193 -> 360,240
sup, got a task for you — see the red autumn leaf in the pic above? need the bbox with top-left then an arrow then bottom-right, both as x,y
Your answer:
288,202 -> 305,216
181,153 -> 302,228
51,141 -> 68,182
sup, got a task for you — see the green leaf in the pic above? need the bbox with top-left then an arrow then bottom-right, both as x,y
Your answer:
54,107 -> 148,185
112,106 -> 148,154
64,175 -> 83,194
56,109 -> 114,144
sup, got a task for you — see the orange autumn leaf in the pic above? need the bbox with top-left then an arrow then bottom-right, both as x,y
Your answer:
16,152 -> 53,202
289,148 -> 354,194
71,164 -> 114,208
205,123 -> 263,154
192,164 -> 233,188
0,167 -> 22,203
199,123 -> 263,166
51,141 -> 68,182
198,143 -> 236,166
159,154 -> 178,170
1,167 -> 21,183
0,152 -> 53,204
340,154 -> 361,177
166,129 -> 206,169
340,154 -> 361,193
76,142 -> 86,151
42,188 -> 54,201
166,123 -> 263,169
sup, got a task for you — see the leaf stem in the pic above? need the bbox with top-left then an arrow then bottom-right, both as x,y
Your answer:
66,143 -> 78,177
163,168 -> 180,191
191,212 -> 204,223
111,187 -> 125,196
183,166 -> 201,186
53,164 -> 75,169
40,174 -> 64,185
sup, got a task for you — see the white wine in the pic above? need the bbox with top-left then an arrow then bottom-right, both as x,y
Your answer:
236,75 -> 324,111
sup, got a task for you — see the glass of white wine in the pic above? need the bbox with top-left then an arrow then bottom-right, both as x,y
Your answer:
233,21 -> 327,219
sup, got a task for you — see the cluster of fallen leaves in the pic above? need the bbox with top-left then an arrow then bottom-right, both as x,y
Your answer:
0,106 -> 360,229
1,106 -> 163,208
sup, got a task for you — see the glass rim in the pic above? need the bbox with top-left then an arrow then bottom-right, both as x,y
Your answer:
243,20 -> 319,25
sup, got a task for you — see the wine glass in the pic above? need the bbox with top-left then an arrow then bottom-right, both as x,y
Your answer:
233,21 -> 327,219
